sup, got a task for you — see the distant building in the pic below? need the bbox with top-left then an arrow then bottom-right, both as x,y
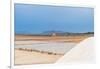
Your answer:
52,33 -> 56,36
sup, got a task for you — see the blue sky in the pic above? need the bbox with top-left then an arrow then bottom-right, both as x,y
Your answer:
15,3 -> 94,34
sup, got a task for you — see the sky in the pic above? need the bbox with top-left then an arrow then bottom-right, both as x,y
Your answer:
15,3 -> 94,34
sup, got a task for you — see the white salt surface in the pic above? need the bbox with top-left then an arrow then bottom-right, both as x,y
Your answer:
15,41 -> 76,54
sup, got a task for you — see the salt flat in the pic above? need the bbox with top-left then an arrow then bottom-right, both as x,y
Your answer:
14,35 -> 91,65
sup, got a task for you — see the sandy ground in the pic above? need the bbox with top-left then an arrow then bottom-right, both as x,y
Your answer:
15,35 -> 89,43
15,49 -> 62,65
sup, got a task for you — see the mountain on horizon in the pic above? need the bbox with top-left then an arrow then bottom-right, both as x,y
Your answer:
41,31 -> 94,36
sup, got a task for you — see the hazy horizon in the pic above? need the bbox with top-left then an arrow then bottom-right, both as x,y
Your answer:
15,3 -> 94,34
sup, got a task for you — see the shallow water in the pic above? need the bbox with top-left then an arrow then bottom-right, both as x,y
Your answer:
15,41 -> 76,54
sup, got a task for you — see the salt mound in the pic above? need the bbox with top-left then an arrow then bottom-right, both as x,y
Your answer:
55,37 -> 95,64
